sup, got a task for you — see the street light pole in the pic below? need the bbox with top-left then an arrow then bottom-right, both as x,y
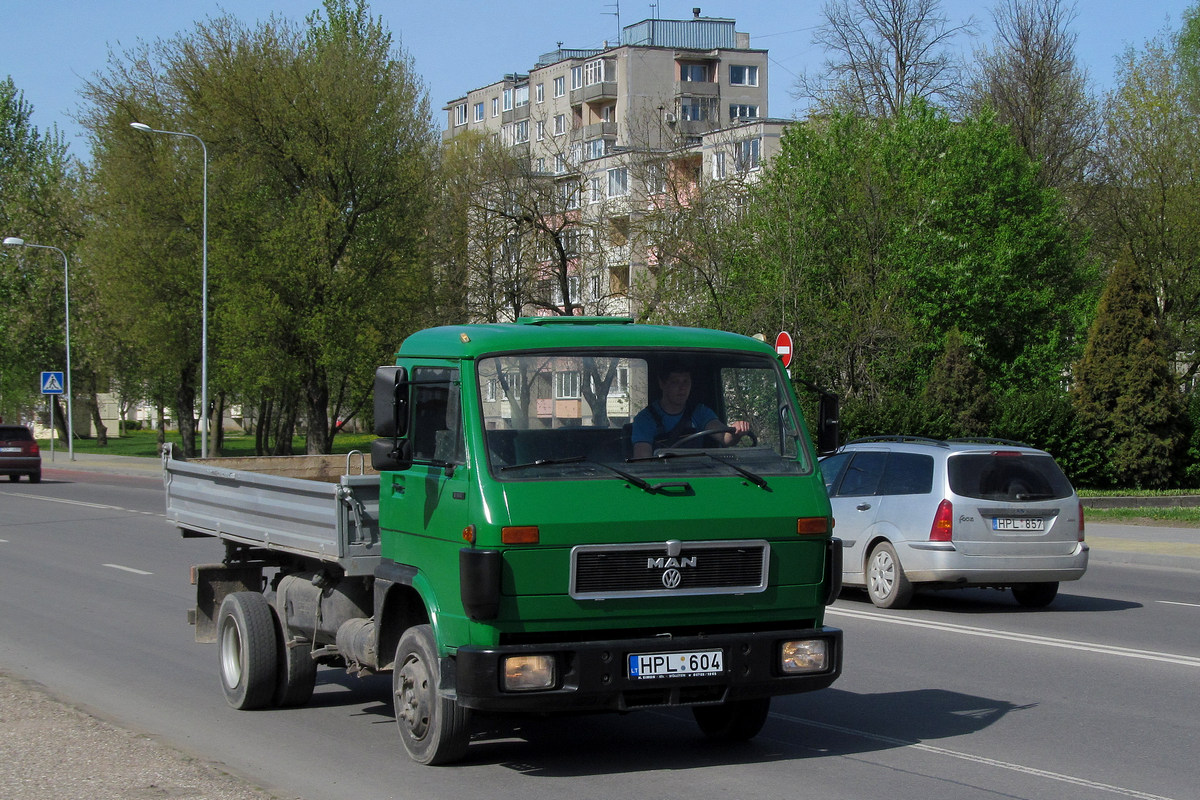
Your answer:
2,237 -> 74,460
131,122 -> 210,457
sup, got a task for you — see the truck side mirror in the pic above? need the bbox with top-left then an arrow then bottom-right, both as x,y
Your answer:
372,366 -> 413,471
373,366 -> 409,437
817,393 -> 839,456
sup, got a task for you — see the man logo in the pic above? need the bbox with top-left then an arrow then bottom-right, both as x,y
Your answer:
661,568 -> 683,589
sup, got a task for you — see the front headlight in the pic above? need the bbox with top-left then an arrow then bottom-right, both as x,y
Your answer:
503,654 -> 557,691
780,639 -> 828,673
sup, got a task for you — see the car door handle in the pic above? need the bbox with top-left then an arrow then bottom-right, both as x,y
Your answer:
856,503 -> 872,511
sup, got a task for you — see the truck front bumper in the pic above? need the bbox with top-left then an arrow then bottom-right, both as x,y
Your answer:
452,626 -> 842,713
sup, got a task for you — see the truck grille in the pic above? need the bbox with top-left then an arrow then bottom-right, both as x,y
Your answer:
570,540 -> 770,599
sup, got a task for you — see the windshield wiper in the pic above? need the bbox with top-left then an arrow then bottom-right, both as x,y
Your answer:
628,451 -> 771,490
501,455 -> 683,495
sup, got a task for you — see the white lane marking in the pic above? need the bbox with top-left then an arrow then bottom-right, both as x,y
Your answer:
1157,600 -> 1200,609
827,606 -> 1200,668
104,563 -> 153,576
772,713 -> 1178,800
7,492 -> 163,517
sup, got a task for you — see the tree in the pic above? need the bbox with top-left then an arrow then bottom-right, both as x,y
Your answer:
922,327 -> 995,438
733,102 -> 1091,409
963,0 -> 1099,207
797,0 -> 975,117
81,0 -> 439,455
1073,252 -> 1187,488
1094,30 -> 1200,392
0,77 -> 80,429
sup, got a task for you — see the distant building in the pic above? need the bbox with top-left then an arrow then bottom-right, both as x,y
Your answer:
441,10 -> 788,320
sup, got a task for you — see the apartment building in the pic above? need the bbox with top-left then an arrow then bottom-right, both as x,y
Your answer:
442,10 -> 784,319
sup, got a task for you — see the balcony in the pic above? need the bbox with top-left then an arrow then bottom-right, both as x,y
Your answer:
571,81 -> 618,104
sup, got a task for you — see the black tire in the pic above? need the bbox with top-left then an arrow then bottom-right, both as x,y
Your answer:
7,474 -> 18,482
1012,582 -> 1059,608
693,698 -> 771,741
28,471 -> 41,483
271,607 -> 317,708
217,592 -> 278,710
866,542 -> 913,609
393,624 -> 472,765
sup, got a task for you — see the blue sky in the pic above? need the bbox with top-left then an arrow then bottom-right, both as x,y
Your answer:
3,1 -> 1194,158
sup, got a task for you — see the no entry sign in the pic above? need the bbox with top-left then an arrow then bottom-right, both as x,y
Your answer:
775,331 -> 793,368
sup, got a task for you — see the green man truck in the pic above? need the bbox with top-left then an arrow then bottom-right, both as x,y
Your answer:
166,317 -> 842,764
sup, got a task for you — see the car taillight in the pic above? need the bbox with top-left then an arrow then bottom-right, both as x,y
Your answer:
1077,499 -> 1085,542
29,442 -> 39,455
930,499 -> 953,542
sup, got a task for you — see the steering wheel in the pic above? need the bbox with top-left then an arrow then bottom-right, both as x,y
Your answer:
667,426 -> 757,449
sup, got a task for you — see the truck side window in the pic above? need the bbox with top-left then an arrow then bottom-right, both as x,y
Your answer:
411,367 -> 464,464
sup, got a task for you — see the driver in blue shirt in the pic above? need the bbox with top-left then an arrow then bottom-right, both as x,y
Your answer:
631,363 -> 749,458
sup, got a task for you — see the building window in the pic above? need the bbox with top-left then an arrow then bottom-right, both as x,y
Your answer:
713,151 -> 727,179
679,62 -> 710,82
560,181 -> 579,208
515,85 -> 529,107
681,96 -> 715,121
583,58 -> 607,86
729,104 -> 759,120
536,157 -> 547,173
554,154 -> 567,174
503,89 -> 513,111
555,370 -> 581,399
473,102 -> 485,122
729,65 -> 759,86
554,76 -> 565,97
491,97 -> 499,117
584,138 -> 606,160
454,103 -> 467,126
607,167 -> 629,197
554,114 -> 567,135
590,175 -> 604,203
514,120 -> 529,144
736,138 -> 761,172
646,163 -> 666,195
536,83 -> 545,103
571,65 -> 583,90
536,120 -> 545,141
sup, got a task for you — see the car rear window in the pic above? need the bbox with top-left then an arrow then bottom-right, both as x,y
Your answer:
0,427 -> 33,441
948,453 -> 1074,501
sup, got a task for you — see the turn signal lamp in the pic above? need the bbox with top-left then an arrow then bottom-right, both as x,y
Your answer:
502,526 -> 539,544
930,499 -> 954,542
797,517 -> 828,535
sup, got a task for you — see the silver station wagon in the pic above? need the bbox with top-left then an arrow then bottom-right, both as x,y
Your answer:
821,437 -> 1088,609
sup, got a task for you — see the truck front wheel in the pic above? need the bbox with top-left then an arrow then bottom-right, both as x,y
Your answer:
693,697 -> 771,741
393,624 -> 472,765
217,592 -> 278,710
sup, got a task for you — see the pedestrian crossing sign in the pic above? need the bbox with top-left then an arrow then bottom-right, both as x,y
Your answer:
41,371 -> 64,395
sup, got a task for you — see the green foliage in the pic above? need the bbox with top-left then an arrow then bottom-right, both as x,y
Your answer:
922,328 -> 995,439
1073,253 -> 1189,488
80,0 -> 439,455
737,101 -> 1092,404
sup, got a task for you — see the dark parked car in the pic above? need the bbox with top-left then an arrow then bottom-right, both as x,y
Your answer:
821,436 -> 1087,609
0,425 -> 42,483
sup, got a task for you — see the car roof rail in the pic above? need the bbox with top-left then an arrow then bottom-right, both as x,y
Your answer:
947,436 -> 1034,449
846,435 -> 949,447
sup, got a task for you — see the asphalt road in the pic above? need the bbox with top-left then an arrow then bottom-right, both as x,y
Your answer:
2,454 -> 1198,800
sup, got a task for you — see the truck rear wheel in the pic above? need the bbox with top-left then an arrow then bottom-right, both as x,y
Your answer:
271,607 -> 318,707
693,697 -> 771,741
393,624 -> 471,765
217,592 -> 278,710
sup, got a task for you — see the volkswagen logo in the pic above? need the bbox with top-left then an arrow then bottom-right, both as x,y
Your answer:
661,568 -> 682,589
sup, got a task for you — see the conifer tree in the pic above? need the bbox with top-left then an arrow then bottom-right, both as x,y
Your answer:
922,327 -> 995,439
1074,252 -> 1187,487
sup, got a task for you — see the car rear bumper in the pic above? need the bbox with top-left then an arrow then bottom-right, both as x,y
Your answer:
0,456 -> 41,476
900,541 -> 1089,585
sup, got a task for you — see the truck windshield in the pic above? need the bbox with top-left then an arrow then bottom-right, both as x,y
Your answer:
477,350 -> 813,480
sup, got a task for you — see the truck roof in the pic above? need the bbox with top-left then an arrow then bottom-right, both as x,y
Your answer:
394,317 -> 776,361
